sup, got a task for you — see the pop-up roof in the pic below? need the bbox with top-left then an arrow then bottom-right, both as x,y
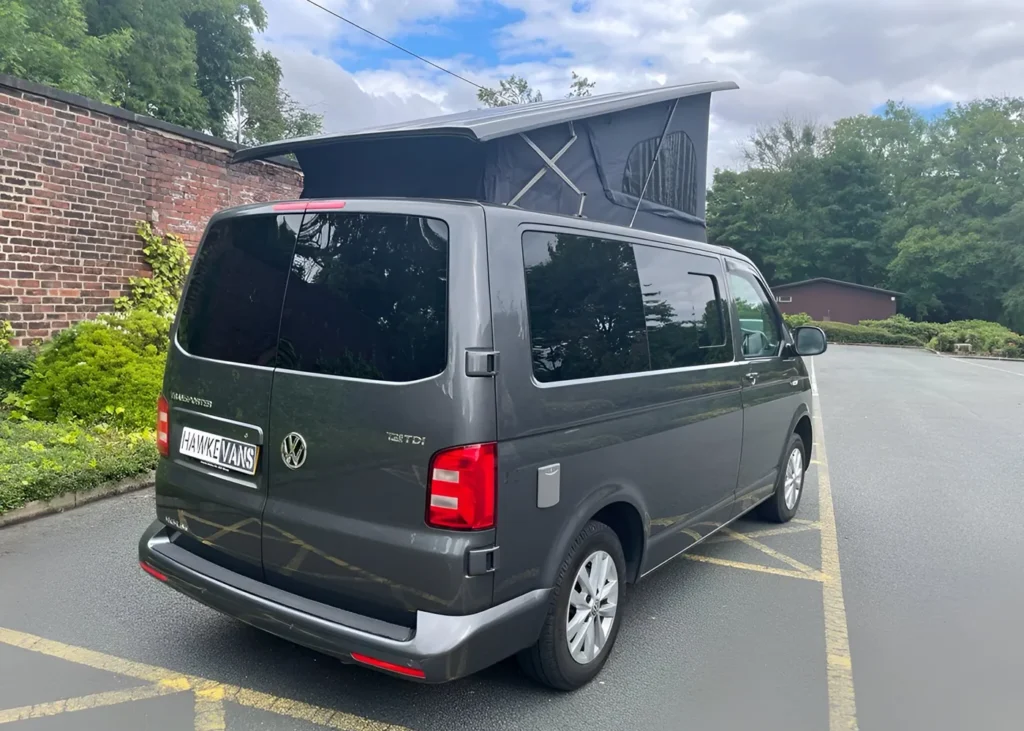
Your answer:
233,80 -> 738,241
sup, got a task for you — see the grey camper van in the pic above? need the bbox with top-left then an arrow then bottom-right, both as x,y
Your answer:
139,82 -> 827,690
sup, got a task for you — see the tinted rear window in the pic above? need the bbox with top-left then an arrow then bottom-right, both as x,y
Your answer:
633,244 -> 732,368
177,214 -> 299,366
177,211 -> 449,382
522,231 -> 650,383
276,212 -> 449,382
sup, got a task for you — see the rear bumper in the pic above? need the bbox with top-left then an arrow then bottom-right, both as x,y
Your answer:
139,521 -> 550,682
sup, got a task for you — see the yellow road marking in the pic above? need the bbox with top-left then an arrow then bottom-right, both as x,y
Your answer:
0,627 -> 412,731
681,553 -> 824,582
0,683 -> 183,724
721,527 -> 825,579
195,684 -> 227,731
811,358 -> 859,731
703,521 -> 821,544
0,628 -> 185,684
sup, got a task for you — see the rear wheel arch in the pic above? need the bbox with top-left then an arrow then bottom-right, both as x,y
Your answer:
592,502 -> 645,584
541,489 -> 649,590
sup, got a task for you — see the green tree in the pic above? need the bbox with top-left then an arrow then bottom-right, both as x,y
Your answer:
83,0 -> 210,128
182,0 -> 269,138
477,74 -> 543,107
0,0 -> 129,103
5,0 -> 318,143
477,72 -> 597,107
710,98 -> 1024,328
236,51 -> 322,145
742,117 -> 822,172
567,71 -> 596,98
886,99 -> 1024,324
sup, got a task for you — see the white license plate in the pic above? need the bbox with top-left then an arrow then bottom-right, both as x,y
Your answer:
179,427 -> 259,476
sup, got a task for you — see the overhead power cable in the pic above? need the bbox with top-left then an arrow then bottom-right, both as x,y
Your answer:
299,0 -> 498,97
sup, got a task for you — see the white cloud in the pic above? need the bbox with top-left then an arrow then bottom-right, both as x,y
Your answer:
261,0 -> 1024,174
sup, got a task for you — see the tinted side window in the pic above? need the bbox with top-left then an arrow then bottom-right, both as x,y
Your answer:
622,131 -> 699,216
276,212 -> 449,382
177,215 -> 299,366
727,268 -> 782,358
523,232 -> 650,383
633,245 -> 732,369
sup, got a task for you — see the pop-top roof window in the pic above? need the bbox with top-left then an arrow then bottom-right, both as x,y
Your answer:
621,131 -> 699,217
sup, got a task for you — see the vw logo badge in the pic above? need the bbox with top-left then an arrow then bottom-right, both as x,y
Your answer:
281,432 -> 307,470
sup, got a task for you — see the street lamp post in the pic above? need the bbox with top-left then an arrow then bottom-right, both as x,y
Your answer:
232,76 -> 255,144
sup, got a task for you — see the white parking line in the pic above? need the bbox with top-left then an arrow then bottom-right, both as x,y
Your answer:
942,356 -> 1024,378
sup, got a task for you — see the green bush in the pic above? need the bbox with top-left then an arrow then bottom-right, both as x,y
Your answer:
21,309 -> 169,429
0,420 -> 157,514
1,321 -> 36,397
859,314 -> 941,343
930,320 -> 1021,355
783,312 -> 813,328
815,321 -> 923,346
0,348 -> 36,397
0,321 -> 13,351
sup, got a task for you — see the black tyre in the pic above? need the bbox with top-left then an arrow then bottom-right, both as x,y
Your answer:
757,432 -> 807,523
518,520 -> 626,691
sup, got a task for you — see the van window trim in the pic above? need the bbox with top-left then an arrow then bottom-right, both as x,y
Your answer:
518,225 -> 738,389
724,258 -> 786,361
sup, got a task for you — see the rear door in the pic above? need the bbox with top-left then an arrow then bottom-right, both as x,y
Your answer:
261,202 -> 498,626
157,209 -> 300,580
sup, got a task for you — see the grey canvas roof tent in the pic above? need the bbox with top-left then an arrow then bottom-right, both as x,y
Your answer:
233,80 -> 738,241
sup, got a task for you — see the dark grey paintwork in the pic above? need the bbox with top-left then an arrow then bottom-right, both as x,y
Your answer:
139,522 -> 551,682
144,197 -> 815,683
231,81 -> 739,162
260,202 -> 497,625
726,259 -> 810,510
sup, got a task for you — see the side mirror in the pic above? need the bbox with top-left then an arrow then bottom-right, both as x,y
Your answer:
792,326 -> 827,357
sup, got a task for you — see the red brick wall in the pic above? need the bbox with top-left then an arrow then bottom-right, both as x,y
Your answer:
0,75 -> 302,345
774,280 -> 897,324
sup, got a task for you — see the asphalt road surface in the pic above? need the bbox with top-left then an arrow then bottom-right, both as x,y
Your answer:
1,346 -> 1022,730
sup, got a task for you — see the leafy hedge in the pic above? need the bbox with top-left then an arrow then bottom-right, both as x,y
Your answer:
927,320 -> 1022,358
782,312 -> 1023,356
816,321 -> 923,346
0,420 -> 158,514
859,314 -> 941,343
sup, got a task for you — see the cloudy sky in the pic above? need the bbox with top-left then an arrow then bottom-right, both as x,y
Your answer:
258,0 -> 1024,172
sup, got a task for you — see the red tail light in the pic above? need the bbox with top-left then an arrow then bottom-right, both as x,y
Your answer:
156,395 -> 170,457
426,443 -> 496,530
350,653 -> 425,679
140,561 -> 168,582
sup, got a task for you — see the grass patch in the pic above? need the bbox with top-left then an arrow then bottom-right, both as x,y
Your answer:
0,420 -> 158,515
